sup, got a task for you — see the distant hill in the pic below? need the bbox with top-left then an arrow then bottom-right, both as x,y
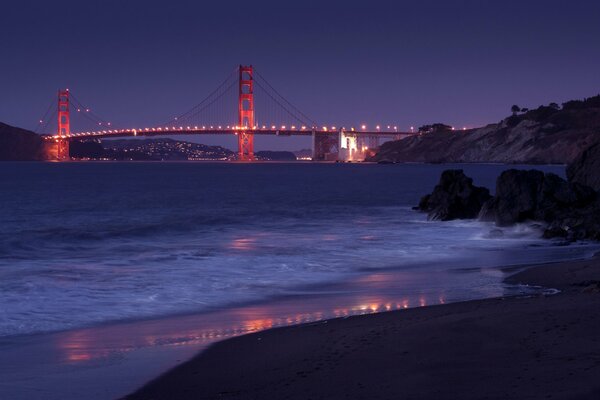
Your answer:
0,122 -> 45,160
369,95 -> 600,164
255,151 -> 297,161
293,148 -> 313,160
95,138 -> 235,161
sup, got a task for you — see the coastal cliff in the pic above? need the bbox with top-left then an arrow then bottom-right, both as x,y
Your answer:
0,122 -> 48,160
369,95 -> 600,164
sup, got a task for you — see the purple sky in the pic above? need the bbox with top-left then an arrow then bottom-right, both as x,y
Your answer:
2,0 -> 600,150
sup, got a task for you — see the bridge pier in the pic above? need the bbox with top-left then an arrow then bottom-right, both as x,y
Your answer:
55,89 -> 71,160
57,139 -> 70,160
238,65 -> 255,161
312,131 -> 339,161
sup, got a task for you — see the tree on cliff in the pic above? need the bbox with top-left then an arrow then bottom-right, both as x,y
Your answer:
418,123 -> 453,134
511,105 -> 521,115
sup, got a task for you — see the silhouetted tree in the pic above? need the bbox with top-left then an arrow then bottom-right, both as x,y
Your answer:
418,123 -> 453,134
549,102 -> 560,110
511,105 -> 521,115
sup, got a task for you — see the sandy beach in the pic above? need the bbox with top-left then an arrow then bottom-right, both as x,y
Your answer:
124,257 -> 600,400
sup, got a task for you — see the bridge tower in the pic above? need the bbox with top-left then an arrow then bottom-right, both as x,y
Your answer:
57,89 -> 70,159
238,65 -> 255,161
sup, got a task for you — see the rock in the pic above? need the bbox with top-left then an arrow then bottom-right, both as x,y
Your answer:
493,170 -> 545,226
567,143 -> 600,191
416,169 -> 492,221
543,202 -> 600,241
417,167 -> 600,242
487,169 -> 596,226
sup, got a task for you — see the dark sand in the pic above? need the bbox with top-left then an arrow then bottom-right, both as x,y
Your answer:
125,258 -> 600,400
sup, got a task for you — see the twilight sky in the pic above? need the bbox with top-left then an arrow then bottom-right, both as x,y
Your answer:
2,0 -> 600,150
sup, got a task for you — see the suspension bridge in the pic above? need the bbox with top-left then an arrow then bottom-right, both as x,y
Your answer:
36,66 -> 414,161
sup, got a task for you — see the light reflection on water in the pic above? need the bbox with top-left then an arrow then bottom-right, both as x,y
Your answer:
53,268 -> 516,365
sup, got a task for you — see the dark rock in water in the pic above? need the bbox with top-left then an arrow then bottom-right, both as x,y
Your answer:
567,143 -> 600,191
543,201 -> 600,241
493,169 -> 545,226
482,169 -> 596,227
417,163 -> 600,241
416,169 -> 492,221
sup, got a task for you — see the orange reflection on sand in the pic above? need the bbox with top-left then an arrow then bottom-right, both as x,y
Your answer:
58,330 -> 108,363
243,318 -> 274,332
55,291 -> 448,364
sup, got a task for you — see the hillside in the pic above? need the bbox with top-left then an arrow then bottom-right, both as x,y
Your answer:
0,122 -> 45,160
369,95 -> 600,164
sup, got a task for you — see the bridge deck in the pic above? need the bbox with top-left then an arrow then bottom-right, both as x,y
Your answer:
43,127 -> 412,140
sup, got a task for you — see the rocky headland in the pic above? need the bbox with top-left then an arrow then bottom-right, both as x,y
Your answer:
0,122 -> 48,160
416,143 -> 600,241
369,95 -> 600,164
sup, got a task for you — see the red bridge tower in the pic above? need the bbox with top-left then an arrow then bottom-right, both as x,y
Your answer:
238,65 -> 255,161
57,89 -> 70,159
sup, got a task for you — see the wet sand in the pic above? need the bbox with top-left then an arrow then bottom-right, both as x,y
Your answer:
125,258 -> 600,400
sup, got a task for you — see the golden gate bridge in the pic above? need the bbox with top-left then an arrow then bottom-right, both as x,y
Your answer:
36,65 -> 414,161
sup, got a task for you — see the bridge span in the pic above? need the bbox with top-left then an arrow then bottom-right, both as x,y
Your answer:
39,65 -> 415,161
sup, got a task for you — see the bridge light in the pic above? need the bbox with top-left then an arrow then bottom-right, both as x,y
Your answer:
262,125 -> 266,129
332,126 -> 336,130
376,125 -> 380,130
202,126 -> 206,129
394,126 -> 398,131
77,109 -> 81,112
291,126 -> 296,129
86,109 -> 89,112
281,125 -> 286,129
361,125 -> 366,130
218,126 -> 222,129
301,126 -> 306,130
107,122 -> 111,126
271,125 -> 276,129
322,126 -> 328,131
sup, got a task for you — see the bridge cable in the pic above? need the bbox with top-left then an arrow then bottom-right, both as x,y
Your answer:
253,78 -> 312,127
34,98 -> 56,133
253,68 -> 318,127
164,67 -> 238,125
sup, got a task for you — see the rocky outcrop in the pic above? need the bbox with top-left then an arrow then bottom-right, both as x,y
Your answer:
416,170 -> 492,221
368,96 -> 600,164
566,143 -> 600,191
418,167 -> 600,241
479,169 -> 596,227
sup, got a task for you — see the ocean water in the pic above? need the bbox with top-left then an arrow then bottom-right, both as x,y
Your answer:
0,162 -> 597,338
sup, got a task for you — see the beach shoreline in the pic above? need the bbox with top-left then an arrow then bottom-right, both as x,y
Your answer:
123,257 -> 600,400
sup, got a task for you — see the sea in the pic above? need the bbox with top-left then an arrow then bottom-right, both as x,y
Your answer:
0,162 -> 598,339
